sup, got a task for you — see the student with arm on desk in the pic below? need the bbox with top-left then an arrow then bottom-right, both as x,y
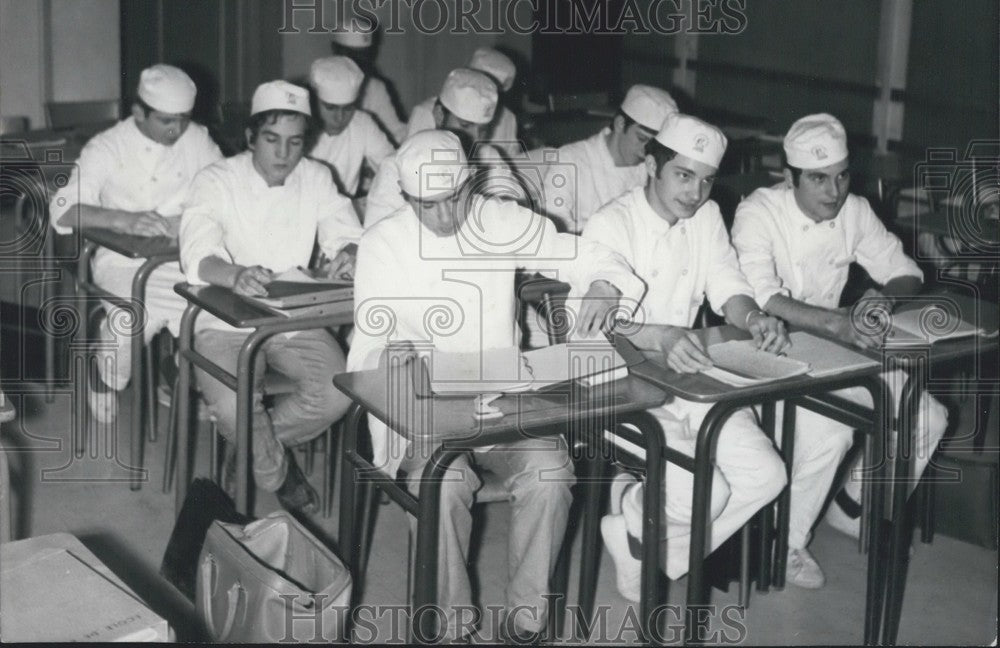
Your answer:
48,65 -> 223,423
347,130 -> 645,643
731,113 -> 947,585
582,113 -> 790,601
178,81 -> 363,514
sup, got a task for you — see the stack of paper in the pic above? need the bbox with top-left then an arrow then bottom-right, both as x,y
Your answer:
240,267 -> 353,317
783,331 -> 880,377
885,306 -> 993,346
704,340 -> 811,387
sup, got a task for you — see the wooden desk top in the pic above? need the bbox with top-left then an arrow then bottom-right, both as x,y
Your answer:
334,362 -> 667,447
175,282 -> 354,330
81,227 -> 179,259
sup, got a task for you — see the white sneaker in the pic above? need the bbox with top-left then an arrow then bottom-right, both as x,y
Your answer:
825,496 -> 862,540
87,385 -> 118,424
600,514 -> 641,602
609,471 -> 638,516
786,548 -> 825,589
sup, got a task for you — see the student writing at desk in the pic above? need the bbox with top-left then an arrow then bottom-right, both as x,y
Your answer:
731,113 -> 947,587
583,113 -> 790,600
179,81 -> 363,514
49,65 -> 223,423
347,130 -> 644,643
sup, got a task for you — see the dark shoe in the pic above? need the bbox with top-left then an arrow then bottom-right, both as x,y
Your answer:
499,615 -> 543,645
276,451 -> 319,515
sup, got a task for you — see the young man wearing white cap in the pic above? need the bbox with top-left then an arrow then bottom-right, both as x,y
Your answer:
542,85 -> 678,234
406,48 -> 520,156
365,68 -> 517,227
731,113 -> 947,587
308,55 -> 395,198
348,129 -> 644,641
331,15 -> 407,144
50,64 -> 223,423
179,80 -> 362,513
583,113 -> 790,601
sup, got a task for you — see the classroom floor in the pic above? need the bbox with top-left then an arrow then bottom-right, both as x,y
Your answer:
2,382 -> 997,645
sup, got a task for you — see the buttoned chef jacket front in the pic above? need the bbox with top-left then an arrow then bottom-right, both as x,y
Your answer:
49,117 -> 223,269
583,186 -> 754,327
731,185 -> 922,310
179,152 -> 363,330
543,128 -> 647,235
309,109 -> 395,197
348,194 -> 645,477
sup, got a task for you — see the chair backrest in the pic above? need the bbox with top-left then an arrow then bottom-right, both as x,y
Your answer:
45,100 -> 120,129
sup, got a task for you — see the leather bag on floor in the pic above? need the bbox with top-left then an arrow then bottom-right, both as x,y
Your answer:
196,511 -> 352,643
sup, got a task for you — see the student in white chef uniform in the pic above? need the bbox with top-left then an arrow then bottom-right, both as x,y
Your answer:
307,55 -> 395,198
731,113 -> 947,586
406,47 -> 520,157
331,15 -> 407,145
348,130 -> 645,642
50,64 -> 223,423
365,68 -> 517,228
179,81 -> 363,513
583,113 -> 790,600
543,84 -> 678,234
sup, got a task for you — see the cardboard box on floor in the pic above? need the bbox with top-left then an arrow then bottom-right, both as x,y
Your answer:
0,532 -> 170,642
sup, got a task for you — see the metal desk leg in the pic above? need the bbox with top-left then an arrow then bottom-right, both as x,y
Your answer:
862,376 -> 888,646
881,367 -> 922,645
758,401 -> 776,592
772,400 -> 797,588
173,302 -> 200,514
686,403 -> 738,644
637,413 -> 666,643
412,446 -> 464,644
575,429 -> 605,639
338,405 -> 365,576
235,329 -> 270,515
74,243 -> 96,458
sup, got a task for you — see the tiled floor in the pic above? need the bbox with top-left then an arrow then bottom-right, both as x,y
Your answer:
2,382 -> 997,644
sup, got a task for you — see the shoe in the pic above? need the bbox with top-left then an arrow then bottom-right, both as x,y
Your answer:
609,471 -> 638,516
825,491 -> 862,540
600,514 -> 641,602
86,384 -> 118,424
785,548 -> 826,589
498,617 -> 542,645
276,451 -> 319,515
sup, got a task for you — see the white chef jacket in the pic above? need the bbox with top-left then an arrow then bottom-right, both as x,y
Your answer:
309,110 -> 395,197
348,194 -> 645,477
49,116 -> 223,269
583,186 -> 753,327
406,96 -> 519,156
731,185 -> 922,310
361,75 -> 407,145
543,128 -> 647,235
180,152 -> 363,329
363,142 -> 513,228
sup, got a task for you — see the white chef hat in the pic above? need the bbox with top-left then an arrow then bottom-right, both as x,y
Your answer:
621,84 -> 678,132
783,113 -> 849,169
331,16 -> 374,49
654,113 -> 728,169
309,56 -> 364,105
397,130 -> 471,200
137,64 -> 196,114
469,47 -> 516,92
439,68 -> 498,125
251,80 -> 311,117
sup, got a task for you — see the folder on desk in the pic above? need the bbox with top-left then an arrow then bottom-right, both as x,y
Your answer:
884,305 -> 995,346
239,268 -> 353,314
783,331 -> 880,378
704,340 -> 811,387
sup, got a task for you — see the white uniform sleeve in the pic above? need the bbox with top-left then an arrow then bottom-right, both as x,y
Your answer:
731,194 -> 791,308
363,115 -> 396,171
346,227 -> 400,372
703,204 -> 755,314
179,166 -> 234,285
49,136 -> 114,233
851,197 -> 923,285
316,171 -> 364,258
364,156 -> 405,228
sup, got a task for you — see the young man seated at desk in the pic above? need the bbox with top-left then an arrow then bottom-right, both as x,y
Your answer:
49,64 -> 223,423
307,55 -> 395,199
582,113 -> 791,600
179,80 -> 363,514
731,113 -> 947,587
347,130 -> 645,642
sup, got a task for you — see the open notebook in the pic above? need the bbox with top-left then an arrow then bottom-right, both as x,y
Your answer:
704,340 -> 811,387
884,305 -> 995,346
413,334 -> 637,396
239,267 -> 353,317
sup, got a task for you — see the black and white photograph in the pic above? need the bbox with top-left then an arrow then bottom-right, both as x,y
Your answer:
0,0 -> 997,643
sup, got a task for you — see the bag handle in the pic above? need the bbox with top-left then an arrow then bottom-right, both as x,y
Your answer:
199,553 -> 245,641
